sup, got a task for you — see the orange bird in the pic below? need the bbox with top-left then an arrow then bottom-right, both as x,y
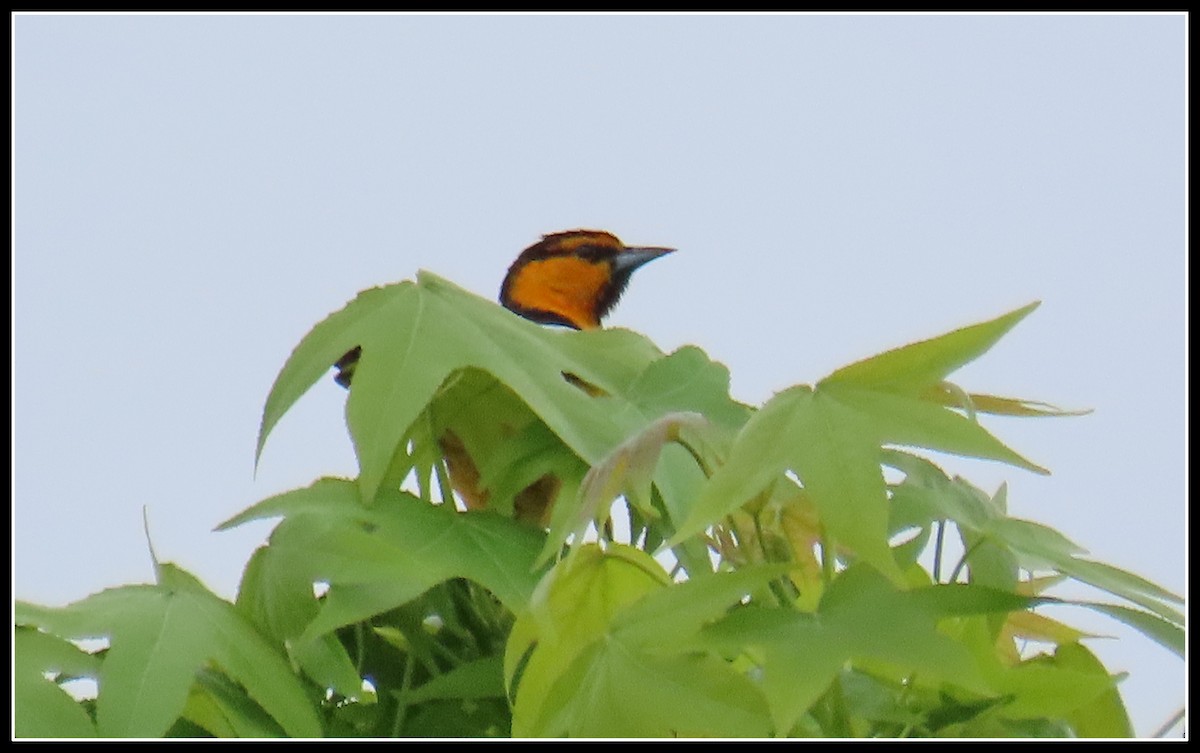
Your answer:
334,229 -> 674,522
498,229 -> 675,330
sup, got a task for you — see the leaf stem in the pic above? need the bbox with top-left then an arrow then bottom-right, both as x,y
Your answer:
820,531 -> 836,585
947,536 -> 985,584
1150,707 -> 1185,738
354,622 -> 366,674
677,436 -> 716,479
390,654 -> 416,737
932,521 -> 946,583
827,673 -> 852,737
750,512 -> 798,606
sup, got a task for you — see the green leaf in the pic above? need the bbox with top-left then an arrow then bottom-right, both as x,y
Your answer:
222,478 -> 547,642
532,640 -> 771,737
16,564 -> 321,738
621,345 -> 751,434
257,272 -> 666,502
985,518 -> 1088,565
1048,559 -> 1184,625
883,450 -> 997,531
14,627 -> 100,738
815,566 -> 991,686
903,582 -> 1039,616
958,520 -> 1021,596
612,565 -> 791,649
1074,602 -> 1184,659
700,606 -> 850,735
540,412 -> 710,565
822,384 -> 1049,475
402,655 -> 505,704
923,383 -> 1092,418
836,669 -> 933,735
217,475 -> 361,531
508,544 -> 772,737
823,302 -> 1040,394
674,385 -> 902,580
884,456 -> 1183,640
470,414 -> 587,518
236,545 -> 362,699
957,616 -> 1120,722
507,544 -> 669,735
974,516 -> 1184,627
181,668 -> 289,738
669,304 -> 1045,577
399,697 -> 511,738
987,654 -> 1119,720
1052,643 -> 1133,737
673,306 -> 1050,582
257,282 -> 413,468
695,567 -> 1023,734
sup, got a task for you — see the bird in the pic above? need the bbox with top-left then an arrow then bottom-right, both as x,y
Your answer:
498,229 -> 675,330
333,229 -> 675,523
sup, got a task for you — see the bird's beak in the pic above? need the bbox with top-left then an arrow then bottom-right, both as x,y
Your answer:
615,246 -> 675,272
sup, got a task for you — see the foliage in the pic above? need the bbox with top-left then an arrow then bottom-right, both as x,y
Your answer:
15,272 -> 1184,738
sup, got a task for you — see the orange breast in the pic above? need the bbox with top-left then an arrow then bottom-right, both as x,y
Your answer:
504,255 -> 610,330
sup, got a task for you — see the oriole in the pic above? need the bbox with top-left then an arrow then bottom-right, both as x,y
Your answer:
498,229 -> 674,330
334,229 -> 674,523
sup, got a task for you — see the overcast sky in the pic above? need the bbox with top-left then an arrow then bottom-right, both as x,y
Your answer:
13,12 -> 1186,737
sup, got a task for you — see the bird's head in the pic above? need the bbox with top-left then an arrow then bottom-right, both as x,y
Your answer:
499,229 -> 675,330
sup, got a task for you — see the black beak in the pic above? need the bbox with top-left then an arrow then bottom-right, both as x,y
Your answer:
614,246 -> 675,273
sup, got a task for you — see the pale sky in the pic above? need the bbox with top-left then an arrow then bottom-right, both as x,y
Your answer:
13,12 -> 1186,737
